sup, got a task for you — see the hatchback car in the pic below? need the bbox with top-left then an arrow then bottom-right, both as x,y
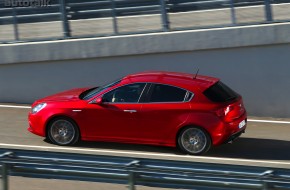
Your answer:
28,71 -> 247,155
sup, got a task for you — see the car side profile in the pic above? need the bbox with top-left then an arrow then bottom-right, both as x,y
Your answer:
28,71 -> 247,155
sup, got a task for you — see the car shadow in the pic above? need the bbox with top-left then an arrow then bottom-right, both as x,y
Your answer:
207,137 -> 290,160
43,138 -> 180,154
75,140 -> 181,154
44,137 -> 290,161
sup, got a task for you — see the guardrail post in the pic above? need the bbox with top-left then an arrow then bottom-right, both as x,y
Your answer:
128,171 -> 135,190
59,0 -> 71,38
264,0 -> 273,22
1,163 -> 8,190
262,181 -> 269,190
12,7 -> 19,41
110,0 -> 119,35
259,170 -> 274,190
159,0 -> 170,32
126,160 -> 139,190
229,0 -> 236,25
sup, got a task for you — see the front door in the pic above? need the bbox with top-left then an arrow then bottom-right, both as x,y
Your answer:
83,83 -> 146,141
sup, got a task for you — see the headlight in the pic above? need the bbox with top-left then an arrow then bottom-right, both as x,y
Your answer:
31,103 -> 47,114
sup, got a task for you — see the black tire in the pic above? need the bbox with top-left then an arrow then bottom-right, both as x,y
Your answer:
47,117 -> 80,146
177,127 -> 211,155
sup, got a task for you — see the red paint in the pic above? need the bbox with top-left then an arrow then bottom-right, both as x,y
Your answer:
28,71 -> 247,148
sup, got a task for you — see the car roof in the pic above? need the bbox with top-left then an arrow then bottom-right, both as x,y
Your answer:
122,71 -> 219,91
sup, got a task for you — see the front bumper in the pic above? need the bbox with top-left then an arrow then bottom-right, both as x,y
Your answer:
28,112 -> 46,137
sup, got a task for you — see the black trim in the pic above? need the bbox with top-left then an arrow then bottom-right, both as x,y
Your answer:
224,130 -> 245,144
141,83 -> 154,103
138,83 -> 151,103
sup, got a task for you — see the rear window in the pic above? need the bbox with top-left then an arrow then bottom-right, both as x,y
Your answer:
203,81 -> 238,102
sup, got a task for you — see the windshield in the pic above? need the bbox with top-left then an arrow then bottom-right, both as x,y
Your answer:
81,79 -> 122,100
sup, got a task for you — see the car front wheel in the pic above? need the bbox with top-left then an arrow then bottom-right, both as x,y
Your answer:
178,127 -> 211,155
47,117 -> 79,146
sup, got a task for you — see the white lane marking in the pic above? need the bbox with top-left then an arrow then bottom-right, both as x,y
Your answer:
0,143 -> 289,166
248,119 -> 290,124
0,105 -> 31,109
1,104 -> 290,124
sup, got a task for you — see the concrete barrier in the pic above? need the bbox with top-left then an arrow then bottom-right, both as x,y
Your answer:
1,22 -> 290,64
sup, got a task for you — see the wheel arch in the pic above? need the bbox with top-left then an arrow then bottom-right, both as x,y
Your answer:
45,114 -> 81,138
175,124 -> 212,147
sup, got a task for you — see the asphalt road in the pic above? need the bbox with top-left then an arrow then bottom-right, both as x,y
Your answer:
1,105 -> 290,189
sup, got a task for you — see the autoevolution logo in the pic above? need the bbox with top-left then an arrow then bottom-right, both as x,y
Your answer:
4,0 -> 51,7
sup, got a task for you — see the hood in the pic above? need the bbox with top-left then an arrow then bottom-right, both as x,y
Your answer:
37,87 -> 90,103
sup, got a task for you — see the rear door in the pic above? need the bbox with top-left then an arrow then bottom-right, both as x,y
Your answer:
138,83 -> 192,145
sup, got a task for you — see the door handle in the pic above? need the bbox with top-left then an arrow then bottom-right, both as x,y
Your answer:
123,109 -> 137,113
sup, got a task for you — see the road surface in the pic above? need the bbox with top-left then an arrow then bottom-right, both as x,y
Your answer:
0,104 -> 290,189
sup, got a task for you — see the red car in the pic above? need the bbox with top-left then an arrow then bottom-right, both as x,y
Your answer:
28,71 -> 247,155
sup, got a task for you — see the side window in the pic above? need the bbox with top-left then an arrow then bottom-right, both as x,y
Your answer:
184,91 -> 194,102
147,84 -> 187,102
102,83 -> 146,103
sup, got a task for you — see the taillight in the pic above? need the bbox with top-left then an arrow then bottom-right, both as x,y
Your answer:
225,106 -> 234,115
216,107 -> 226,117
216,106 -> 233,117
216,103 -> 244,122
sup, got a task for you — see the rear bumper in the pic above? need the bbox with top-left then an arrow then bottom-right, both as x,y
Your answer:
224,128 -> 245,144
212,112 -> 247,146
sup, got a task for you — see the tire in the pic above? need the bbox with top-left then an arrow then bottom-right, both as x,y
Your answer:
177,127 -> 211,155
47,117 -> 80,146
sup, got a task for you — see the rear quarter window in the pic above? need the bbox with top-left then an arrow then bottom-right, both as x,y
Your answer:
203,81 -> 238,102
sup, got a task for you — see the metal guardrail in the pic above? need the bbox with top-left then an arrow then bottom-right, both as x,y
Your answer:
0,0 -> 290,43
1,149 -> 290,190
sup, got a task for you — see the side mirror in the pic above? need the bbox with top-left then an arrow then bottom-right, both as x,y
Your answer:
90,97 -> 103,104
95,97 -> 103,104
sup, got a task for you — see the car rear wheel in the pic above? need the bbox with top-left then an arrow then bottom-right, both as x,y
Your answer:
47,118 -> 79,146
178,127 -> 211,155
